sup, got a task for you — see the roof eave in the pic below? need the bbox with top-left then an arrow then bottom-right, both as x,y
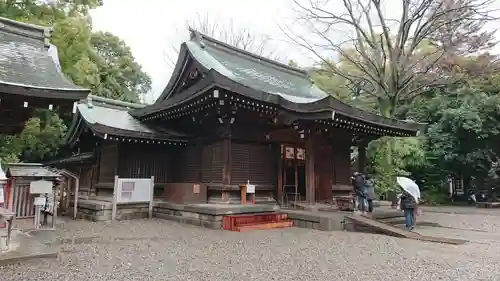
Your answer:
67,116 -> 188,144
130,71 -> 216,118
207,70 -> 424,134
65,111 -> 85,147
152,43 -> 191,104
0,82 -> 89,101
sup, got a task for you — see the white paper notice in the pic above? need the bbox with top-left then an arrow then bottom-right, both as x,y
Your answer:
34,197 -> 46,206
0,187 -> 4,204
246,184 -> 255,194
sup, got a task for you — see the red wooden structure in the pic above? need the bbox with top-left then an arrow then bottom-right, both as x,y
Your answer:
223,213 -> 293,232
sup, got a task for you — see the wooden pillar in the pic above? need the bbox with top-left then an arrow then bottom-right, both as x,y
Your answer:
194,142 -> 203,183
277,144 -> 283,204
222,138 -> 232,185
221,123 -> 232,202
305,135 -> 316,205
357,141 -> 368,173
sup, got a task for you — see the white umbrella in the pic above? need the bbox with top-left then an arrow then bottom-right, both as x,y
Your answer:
397,176 -> 420,203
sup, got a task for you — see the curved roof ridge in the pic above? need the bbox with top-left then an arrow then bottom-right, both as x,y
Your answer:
188,28 -> 309,78
0,16 -> 48,41
87,95 -> 146,110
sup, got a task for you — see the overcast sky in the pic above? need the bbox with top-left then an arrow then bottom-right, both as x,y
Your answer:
90,0 -> 300,103
90,0 -> 500,104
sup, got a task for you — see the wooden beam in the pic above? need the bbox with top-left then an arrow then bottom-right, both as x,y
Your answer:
222,123 -> 231,185
277,144 -> 283,204
358,143 -> 367,173
305,134 -> 316,204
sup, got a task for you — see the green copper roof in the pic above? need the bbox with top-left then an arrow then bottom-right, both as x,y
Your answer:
185,34 -> 327,103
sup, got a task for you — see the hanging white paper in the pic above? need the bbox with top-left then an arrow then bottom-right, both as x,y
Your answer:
246,184 -> 255,194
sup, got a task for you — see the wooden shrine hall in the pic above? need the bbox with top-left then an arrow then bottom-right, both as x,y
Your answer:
57,29 -> 424,209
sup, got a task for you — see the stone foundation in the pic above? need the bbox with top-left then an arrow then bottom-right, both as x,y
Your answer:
283,210 -> 346,231
154,202 -> 223,229
71,199 -> 281,229
476,202 -> 500,208
154,202 -> 280,230
70,199 -> 151,221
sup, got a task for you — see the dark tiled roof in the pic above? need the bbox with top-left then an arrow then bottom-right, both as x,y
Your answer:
0,17 -> 88,95
66,95 -> 188,144
6,163 -> 59,178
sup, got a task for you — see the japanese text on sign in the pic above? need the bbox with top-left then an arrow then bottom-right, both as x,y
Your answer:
120,181 -> 135,201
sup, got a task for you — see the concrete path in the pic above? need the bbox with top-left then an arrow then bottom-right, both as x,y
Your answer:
0,230 -> 58,265
420,205 -> 500,215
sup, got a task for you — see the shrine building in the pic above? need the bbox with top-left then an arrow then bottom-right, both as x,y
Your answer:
56,29 -> 424,210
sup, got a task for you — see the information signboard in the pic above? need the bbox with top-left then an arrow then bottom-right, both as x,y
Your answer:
116,178 -> 151,203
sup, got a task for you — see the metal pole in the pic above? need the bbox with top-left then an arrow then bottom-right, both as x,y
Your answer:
74,177 -> 79,220
111,175 -> 118,221
34,195 -> 40,230
52,182 -> 57,229
149,176 -> 154,219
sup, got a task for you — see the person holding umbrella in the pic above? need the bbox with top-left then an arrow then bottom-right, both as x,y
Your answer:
397,177 -> 421,230
400,191 -> 417,230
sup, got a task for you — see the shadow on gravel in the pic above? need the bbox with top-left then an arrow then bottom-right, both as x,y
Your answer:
53,235 -> 165,246
385,220 -> 490,233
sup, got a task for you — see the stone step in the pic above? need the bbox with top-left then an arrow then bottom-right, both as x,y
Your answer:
234,220 -> 294,232
222,212 -> 289,231
476,202 -> 500,208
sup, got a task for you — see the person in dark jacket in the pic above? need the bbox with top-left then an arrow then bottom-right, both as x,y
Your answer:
352,172 -> 367,213
400,191 -> 417,230
364,175 -> 376,213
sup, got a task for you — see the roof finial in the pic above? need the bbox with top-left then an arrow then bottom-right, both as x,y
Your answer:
87,95 -> 93,108
189,28 -> 205,48
43,27 -> 52,49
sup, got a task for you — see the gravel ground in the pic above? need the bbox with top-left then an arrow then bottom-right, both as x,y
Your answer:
1,212 -> 499,281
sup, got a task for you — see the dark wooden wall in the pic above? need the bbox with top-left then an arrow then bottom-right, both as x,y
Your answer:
201,141 -> 225,183
117,142 -> 171,183
231,141 -> 277,186
170,140 -> 278,187
174,144 -> 200,183
97,140 -> 118,183
332,136 -> 352,185
315,143 -> 334,201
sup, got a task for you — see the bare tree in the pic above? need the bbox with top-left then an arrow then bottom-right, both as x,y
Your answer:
282,0 -> 498,117
163,13 -> 281,70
